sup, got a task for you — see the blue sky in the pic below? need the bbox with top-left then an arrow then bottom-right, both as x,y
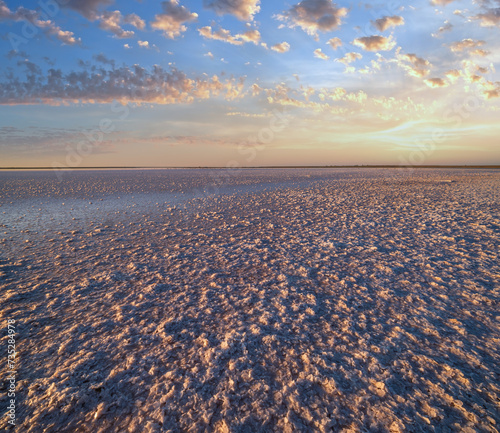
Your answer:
0,0 -> 499,167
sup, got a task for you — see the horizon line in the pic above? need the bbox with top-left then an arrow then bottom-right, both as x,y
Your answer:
1,165 -> 500,170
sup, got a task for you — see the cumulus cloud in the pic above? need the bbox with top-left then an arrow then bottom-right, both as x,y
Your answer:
472,1 -> 500,27
62,0 -> 113,20
0,0 -> 144,41
203,0 -> 261,21
277,0 -> 348,37
271,42 -> 290,53
460,60 -> 493,86
93,53 -> 115,66
327,37 -> 342,50
314,48 -> 329,60
0,63 -> 246,105
482,81 -> 500,99
397,52 -> 432,78
336,52 -> 362,65
0,1 -> 81,45
445,69 -> 461,82
198,26 -> 260,45
372,15 -> 405,32
123,13 -> 146,30
352,35 -> 396,52
98,11 -> 136,38
424,77 -> 449,87
238,29 -> 261,44
450,39 -> 486,52
199,26 -> 242,45
0,0 -> 10,18
470,49 -> 490,56
430,0 -> 458,6
152,0 -> 198,39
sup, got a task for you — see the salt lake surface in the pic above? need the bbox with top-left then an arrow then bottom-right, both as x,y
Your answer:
1,168 -> 499,432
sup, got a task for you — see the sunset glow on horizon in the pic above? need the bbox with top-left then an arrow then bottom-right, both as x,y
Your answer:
0,0 -> 499,167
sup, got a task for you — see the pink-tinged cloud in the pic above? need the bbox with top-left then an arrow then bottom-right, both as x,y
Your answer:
450,38 -> 486,52
396,52 -> 431,78
445,69 -> 461,82
0,1 -> 81,45
352,35 -> 396,52
327,37 -> 342,49
271,42 -> 290,53
203,0 -> 261,21
431,0 -> 458,5
199,26 -> 243,45
336,52 -> 362,65
483,81 -> 500,99
238,29 -> 261,44
124,13 -> 146,30
372,15 -> 405,32
313,48 -> 329,60
472,3 -> 500,27
198,26 -> 260,45
278,0 -> 348,36
152,1 -> 198,39
424,77 -> 448,88
0,64 -> 246,105
98,11 -> 136,38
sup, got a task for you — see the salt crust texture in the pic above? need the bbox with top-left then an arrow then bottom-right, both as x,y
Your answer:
0,169 -> 499,432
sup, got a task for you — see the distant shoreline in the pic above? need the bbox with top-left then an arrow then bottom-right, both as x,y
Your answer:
0,165 -> 499,170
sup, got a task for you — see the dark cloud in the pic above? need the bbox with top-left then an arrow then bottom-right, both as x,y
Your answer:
62,0 -> 114,20
6,50 -> 28,59
277,0 -> 348,37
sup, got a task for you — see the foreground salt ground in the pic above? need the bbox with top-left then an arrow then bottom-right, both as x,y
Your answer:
1,169 -> 499,433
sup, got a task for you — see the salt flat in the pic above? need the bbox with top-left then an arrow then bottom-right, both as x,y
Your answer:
0,168 -> 499,433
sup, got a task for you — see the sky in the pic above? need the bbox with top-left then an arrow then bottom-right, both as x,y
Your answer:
0,0 -> 499,168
